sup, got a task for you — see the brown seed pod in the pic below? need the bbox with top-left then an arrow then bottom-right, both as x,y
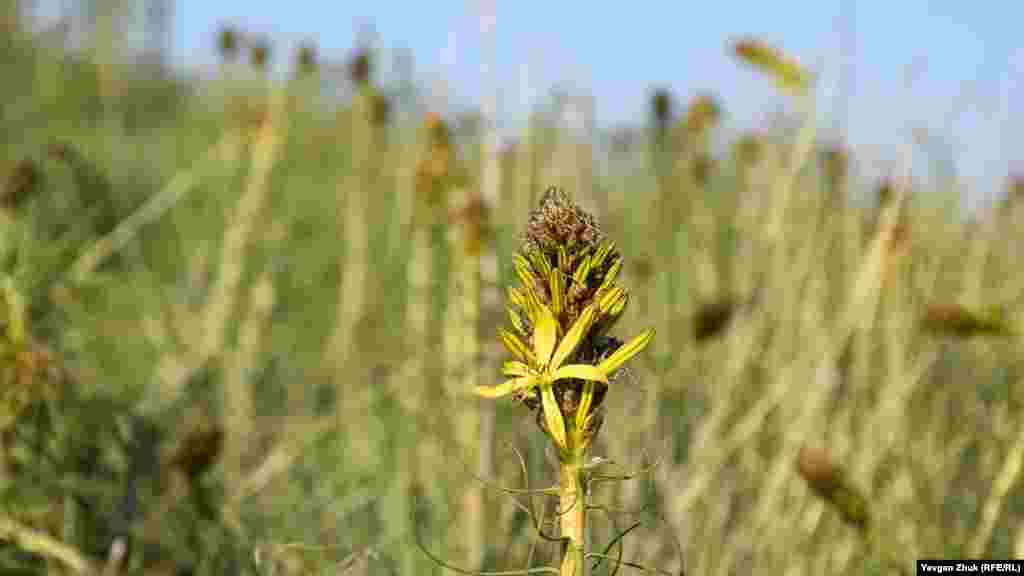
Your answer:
682,93 -> 721,135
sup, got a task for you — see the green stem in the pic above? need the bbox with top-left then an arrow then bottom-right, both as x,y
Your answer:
560,453 -> 587,576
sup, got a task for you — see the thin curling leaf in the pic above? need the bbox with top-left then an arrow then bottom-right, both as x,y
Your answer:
474,376 -> 537,399
732,37 -> 811,96
499,327 -> 534,362
549,269 -> 564,317
533,304 -> 559,366
549,305 -> 596,371
540,383 -> 568,453
597,328 -> 655,376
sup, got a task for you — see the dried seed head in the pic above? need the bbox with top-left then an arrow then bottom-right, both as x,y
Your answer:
369,91 -> 390,125
683,93 -> 721,135
216,25 -> 240,61
168,417 -> 224,480
2,159 -> 43,210
796,447 -> 871,530
690,153 -> 714,187
525,187 -> 605,256
821,143 -> 849,193
797,447 -> 843,494
295,42 -> 318,76
693,296 -> 743,342
650,87 -> 674,128
920,303 -> 1011,338
348,47 -> 372,86
450,192 -> 491,255
876,178 -> 895,207
1010,174 -> 1024,202
250,38 -> 271,70
425,112 -> 451,148
734,132 -> 765,167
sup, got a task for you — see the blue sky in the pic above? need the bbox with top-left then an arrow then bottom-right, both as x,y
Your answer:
35,1 -> 1024,210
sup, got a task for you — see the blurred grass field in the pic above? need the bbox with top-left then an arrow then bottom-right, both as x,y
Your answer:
2,2 -> 1024,574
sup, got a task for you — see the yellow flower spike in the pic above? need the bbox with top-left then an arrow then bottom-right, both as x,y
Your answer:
732,37 -> 812,96
598,286 -> 626,314
597,328 -> 655,376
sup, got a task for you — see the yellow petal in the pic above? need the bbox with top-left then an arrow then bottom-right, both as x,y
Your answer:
575,381 -> 595,431
550,305 -> 595,370
551,363 -> 608,384
597,328 -> 654,376
474,376 -> 537,399
502,360 -> 533,377
540,383 -> 568,453
533,304 -> 558,366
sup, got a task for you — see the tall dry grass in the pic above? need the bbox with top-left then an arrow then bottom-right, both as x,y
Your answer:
0,7 -> 1023,575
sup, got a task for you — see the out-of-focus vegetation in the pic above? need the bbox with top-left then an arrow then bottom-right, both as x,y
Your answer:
2,1 -> 1024,574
